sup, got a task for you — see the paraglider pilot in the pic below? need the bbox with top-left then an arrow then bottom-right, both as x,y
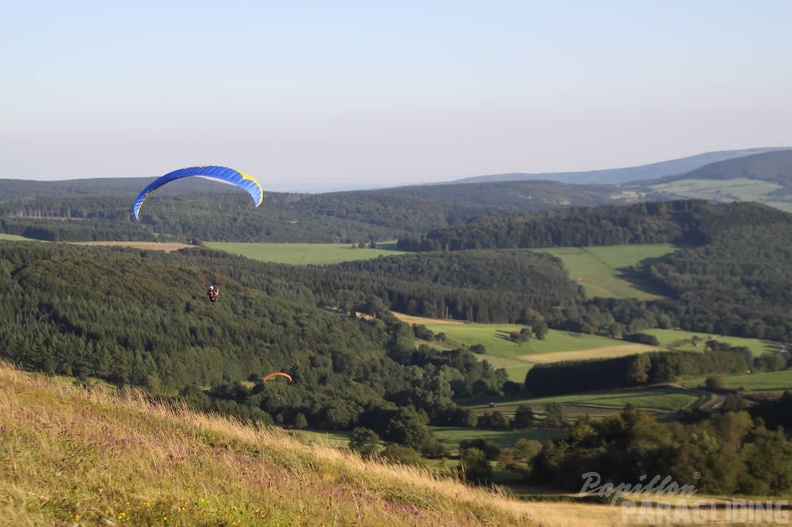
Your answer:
208,285 -> 219,302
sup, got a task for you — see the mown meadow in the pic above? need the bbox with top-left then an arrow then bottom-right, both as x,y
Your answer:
206,241 -> 406,265
397,313 -> 665,383
532,243 -> 682,300
687,368 -> 792,393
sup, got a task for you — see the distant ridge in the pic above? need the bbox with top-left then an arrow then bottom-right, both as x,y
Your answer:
449,147 -> 792,186
632,149 -> 792,186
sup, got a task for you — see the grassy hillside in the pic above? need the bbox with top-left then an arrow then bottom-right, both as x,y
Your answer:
0,233 -> 38,242
2,362 -> 755,526
0,362 -> 537,527
633,149 -> 792,211
534,243 -> 681,299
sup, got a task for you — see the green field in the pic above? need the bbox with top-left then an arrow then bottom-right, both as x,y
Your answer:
0,233 -> 39,242
292,429 -> 351,448
416,321 -> 630,358
687,369 -> 792,393
470,354 -> 533,385
643,328 -> 781,357
461,384 -> 713,420
206,241 -> 406,265
408,317 -> 665,382
767,201 -> 792,213
534,244 -> 682,300
432,427 -> 564,450
649,177 -> 784,202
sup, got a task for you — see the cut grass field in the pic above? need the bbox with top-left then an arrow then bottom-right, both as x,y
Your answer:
70,241 -> 193,252
396,313 -> 666,382
206,241 -> 406,265
533,243 -> 682,300
399,316 -> 639,359
462,385 -> 714,420
687,369 -> 792,393
398,314 -> 778,387
431,427 -> 565,451
767,201 -> 792,213
0,233 -> 40,242
2,236 -> 409,265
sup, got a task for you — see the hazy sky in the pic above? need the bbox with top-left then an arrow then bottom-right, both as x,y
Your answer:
3,1 -> 791,192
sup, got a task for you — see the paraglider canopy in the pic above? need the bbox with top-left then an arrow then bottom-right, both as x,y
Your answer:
132,165 -> 263,220
262,372 -> 293,383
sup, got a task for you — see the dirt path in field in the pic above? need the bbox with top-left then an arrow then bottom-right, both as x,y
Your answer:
70,241 -> 194,253
391,312 -> 467,325
520,344 -> 667,364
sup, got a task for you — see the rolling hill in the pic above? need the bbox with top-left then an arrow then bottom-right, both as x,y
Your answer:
447,147 -> 790,185
2,147 -> 792,244
627,149 -> 792,211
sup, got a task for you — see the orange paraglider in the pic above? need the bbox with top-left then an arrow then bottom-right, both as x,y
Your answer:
262,372 -> 293,383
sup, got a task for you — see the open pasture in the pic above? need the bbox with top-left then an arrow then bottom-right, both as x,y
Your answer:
463,385 -> 713,419
431,427 -> 564,450
649,177 -> 783,202
206,241 -> 406,264
396,313 -> 673,382
70,240 -> 193,252
397,314 -> 636,359
534,243 -> 682,300
0,233 -> 40,242
521,343 -> 664,364
644,328 -> 780,357
687,369 -> 792,393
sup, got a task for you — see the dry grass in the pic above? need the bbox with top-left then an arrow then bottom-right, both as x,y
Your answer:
520,344 -> 665,364
0,362 -> 538,526
1,363 -> 774,526
392,312 -> 467,325
69,241 -> 193,252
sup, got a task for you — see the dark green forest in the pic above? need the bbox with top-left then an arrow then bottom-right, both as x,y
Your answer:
0,241 -> 521,455
524,341 -> 761,397
0,175 -> 627,243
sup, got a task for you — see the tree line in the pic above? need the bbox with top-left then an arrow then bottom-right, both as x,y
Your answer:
523,342 -> 753,396
531,401 -> 792,495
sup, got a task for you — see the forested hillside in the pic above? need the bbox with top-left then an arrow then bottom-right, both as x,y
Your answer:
356,180 -> 619,209
391,201 -> 792,341
0,241 -> 524,454
2,148 -> 790,245
396,200 -> 792,251
0,178 -> 624,243
634,149 -> 792,186
0,177 -> 150,202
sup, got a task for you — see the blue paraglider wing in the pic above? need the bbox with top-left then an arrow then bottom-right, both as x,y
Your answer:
132,166 -> 263,219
